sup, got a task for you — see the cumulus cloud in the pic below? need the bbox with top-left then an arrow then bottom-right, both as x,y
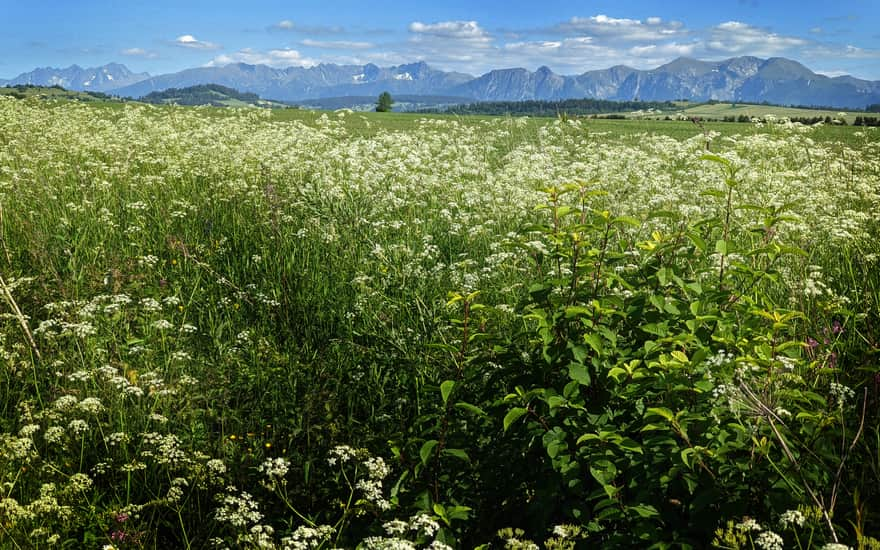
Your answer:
390,20 -> 496,71
173,35 -> 220,50
707,21 -> 808,56
301,39 -> 374,50
499,37 -> 701,73
556,15 -> 686,41
209,47 -> 315,67
200,13 -> 879,78
121,47 -> 159,59
409,21 -> 491,43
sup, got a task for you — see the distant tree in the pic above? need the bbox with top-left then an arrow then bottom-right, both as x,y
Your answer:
866,104 -> 880,113
375,91 -> 394,112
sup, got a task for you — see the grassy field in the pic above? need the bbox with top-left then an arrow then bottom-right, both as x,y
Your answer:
264,107 -> 871,144
676,101 -> 863,124
0,97 -> 878,548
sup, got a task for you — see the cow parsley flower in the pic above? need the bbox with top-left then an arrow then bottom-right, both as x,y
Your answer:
755,530 -> 783,550
779,509 -> 805,528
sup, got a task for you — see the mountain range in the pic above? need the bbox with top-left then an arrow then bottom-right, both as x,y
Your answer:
3,57 -> 880,109
0,63 -> 149,93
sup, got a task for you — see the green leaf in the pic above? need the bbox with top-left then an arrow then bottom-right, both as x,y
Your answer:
584,332 -> 603,354
607,366 -> 628,383
454,401 -> 488,418
569,343 -> 589,363
568,362 -> 591,385
612,215 -> 641,227
556,205 -> 575,218
576,433 -> 601,445
681,448 -> 695,469
440,380 -> 455,405
565,306 -> 593,318
715,239 -> 728,255
547,439 -> 563,459
442,448 -> 470,462
629,504 -> 660,518
686,231 -> 707,252
646,407 -> 675,422
616,438 -> 644,454
446,505 -> 472,521
547,395 -> 567,410
433,503 -> 449,524
700,153 -> 731,167
657,267 -> 671,286
503,407 -> 527,431
590,461 -> 619,498
420,440 -> 438,465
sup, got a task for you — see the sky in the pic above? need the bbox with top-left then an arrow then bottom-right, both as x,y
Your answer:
3,0 -> 880,80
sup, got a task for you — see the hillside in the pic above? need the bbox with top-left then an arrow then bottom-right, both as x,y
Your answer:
0,84 -> 121,102
140,84 -> 290,108
676,102 -> 865,124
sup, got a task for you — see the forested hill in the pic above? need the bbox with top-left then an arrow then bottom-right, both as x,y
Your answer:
140,84 -> 270,106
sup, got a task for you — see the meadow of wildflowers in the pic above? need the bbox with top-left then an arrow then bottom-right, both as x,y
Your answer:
0,96 -> 878,548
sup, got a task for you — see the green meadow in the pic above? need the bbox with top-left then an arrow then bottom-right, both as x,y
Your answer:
0,97 -> 878,549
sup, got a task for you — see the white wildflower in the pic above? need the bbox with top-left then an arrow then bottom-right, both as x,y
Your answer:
78,397 -> 104,414
779,509 -> 805,528
755,530 -> 783,550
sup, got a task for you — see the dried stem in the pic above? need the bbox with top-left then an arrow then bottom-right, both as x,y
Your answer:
0,274 -> 41,362
0,203 -> 11,265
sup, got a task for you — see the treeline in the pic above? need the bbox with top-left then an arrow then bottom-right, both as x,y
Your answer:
436,98 -> 677,116
853,116 -> 880,126
713,115 -> 878,126
716,115 -> 851,125
141,84 -> 260,106
728,99 -> 880,114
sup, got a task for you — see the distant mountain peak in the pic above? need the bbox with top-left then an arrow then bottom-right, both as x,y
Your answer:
4,56 -> 878,109
1,63 -> 149,93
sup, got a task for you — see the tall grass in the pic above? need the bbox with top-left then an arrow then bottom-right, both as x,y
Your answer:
0,97 -> 878,548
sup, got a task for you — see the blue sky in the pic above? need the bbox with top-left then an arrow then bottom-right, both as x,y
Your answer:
3,0 -> 880,79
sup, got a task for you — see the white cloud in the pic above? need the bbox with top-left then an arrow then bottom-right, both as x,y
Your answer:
628,43 -> 698,58
209,47 -> 315,67
194,14 -> 879,79
269,19 -> 345,34
801,43 -> 880,62
557,15 -> 686,41
121,47 -> 158,59
499,37 -> 700,73
173,35 -> 220,50
706,21 -> 807,56
393,20 -> 496,72
409,21 -> 491,43
301,39 -> 374,50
